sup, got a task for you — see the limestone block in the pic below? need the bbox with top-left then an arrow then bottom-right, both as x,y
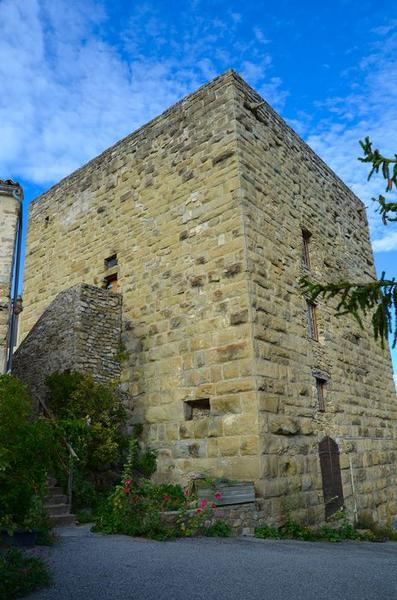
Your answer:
217,436 -> 240,457
211,396 -> 242,415
146,404 -> 183,423
179,421 -> 194,439
258,395 -> 279,414
207,417 -> 224,438
270,416 -> 300,436
214,341 -> 249,362
193,419 -> 209,439
230,456 -> 261,480
223,414 -> 257,436
240,435 -> 259,455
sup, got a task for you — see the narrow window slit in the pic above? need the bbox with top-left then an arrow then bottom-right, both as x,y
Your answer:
306,301 -> 318,340
301,229 -> 311,269
105,254 -> 118,269
315,377 -> 326,412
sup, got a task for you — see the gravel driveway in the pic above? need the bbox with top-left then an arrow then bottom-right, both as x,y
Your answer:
29,524 -> 397,600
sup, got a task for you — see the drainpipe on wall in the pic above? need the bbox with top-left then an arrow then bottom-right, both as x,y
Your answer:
7,207 -> 23,372
0,179 -> 23,373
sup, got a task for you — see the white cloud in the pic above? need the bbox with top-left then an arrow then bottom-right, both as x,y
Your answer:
372,232 -> 397,253
0,0 -> 282,186
302,24 -> 397,247
0,0 -> 190,184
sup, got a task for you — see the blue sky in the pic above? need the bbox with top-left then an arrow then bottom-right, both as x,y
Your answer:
1,0 -> 396,378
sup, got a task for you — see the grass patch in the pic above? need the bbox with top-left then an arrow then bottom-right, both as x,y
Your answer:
204,520 -> 233,538
255,519 -> 397,543
0,548 -> 51,599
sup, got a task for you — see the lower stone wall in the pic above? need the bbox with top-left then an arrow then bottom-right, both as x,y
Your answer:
13,283 -> 122,404
162,503 -> 265,536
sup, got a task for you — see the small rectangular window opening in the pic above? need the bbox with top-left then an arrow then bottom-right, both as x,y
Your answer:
306,301 -> 318,341
105,254 -> 118,269
185,398 -> 210,421
315,378 -> 326,412
104,273 -> 118,293
302,229 -> 311,269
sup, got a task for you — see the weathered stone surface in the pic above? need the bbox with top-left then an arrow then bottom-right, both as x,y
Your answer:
18,70 -> 397,525
13,284 -> 122,405
270,416 -> 301,436
161,502 -> 265,536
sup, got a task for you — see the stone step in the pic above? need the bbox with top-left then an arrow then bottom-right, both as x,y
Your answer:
47,486 -> 64,496
45,494 -> 68,505
45,503 -> 71,517
51,513 -> 76,526
48,476 -> 58,487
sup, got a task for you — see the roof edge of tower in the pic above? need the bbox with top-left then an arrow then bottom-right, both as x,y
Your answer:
31,68 -> 364,210
31,70 -> 239,207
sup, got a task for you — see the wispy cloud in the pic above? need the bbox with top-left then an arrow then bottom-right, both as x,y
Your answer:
302,23 -> 397,250
0,0 -> 282,186
372,232 -> 397,253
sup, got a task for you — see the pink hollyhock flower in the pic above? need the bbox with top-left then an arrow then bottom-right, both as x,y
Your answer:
123,487 -> 130,494
214,491 -> 222,500
196,508 -> 203,513
124,479 -> 133,486
184,489 -> 190,497
212,503 -> 217,508
200,499 -> 208,508
163,495 -> 170,503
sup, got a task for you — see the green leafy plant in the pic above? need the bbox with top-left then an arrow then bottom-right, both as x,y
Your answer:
45,372 -> 128,511
280,519 -> 316,541
0,548 -> 51,599
94,439 -> 224,540
204,520 -> 233,537
0,375 -> 63,534
301,138 -> 397,347
121,432 -> 157,480
255,517 -> 397,543
255,524 -> 282,540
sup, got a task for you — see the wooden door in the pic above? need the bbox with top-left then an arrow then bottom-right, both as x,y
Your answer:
319,437 -> 344,519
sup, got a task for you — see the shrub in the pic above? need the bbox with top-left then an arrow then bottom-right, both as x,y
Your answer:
0,548 -> 51,599
94,438 -> 186,540
0,375 -> 63,533
205,520 -> 233,537
121,432 -> 157,480
45,372 -> 127,510
94,438 -> 222,540
255,524 -> 282,540
280,519 -> 316,541
255,517 -> 397,543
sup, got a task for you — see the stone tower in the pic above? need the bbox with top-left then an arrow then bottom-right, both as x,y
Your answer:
18,72 -> 397,525
0,179 -> 23,373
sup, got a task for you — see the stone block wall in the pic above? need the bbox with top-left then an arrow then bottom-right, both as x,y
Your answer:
13,283 -> 122,404
232,74 -> 397,524
20,72 -> 261,485
18,71 -> 397,525
162,503 -> 265,536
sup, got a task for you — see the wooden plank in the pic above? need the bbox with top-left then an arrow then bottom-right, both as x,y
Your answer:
197,482 -> 255,505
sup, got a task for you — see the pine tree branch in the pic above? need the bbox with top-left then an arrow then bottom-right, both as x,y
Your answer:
359,137 -> 397,223
300,274 -> 397,348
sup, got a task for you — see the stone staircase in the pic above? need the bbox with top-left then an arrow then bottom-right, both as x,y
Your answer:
45,477 -> 75,526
